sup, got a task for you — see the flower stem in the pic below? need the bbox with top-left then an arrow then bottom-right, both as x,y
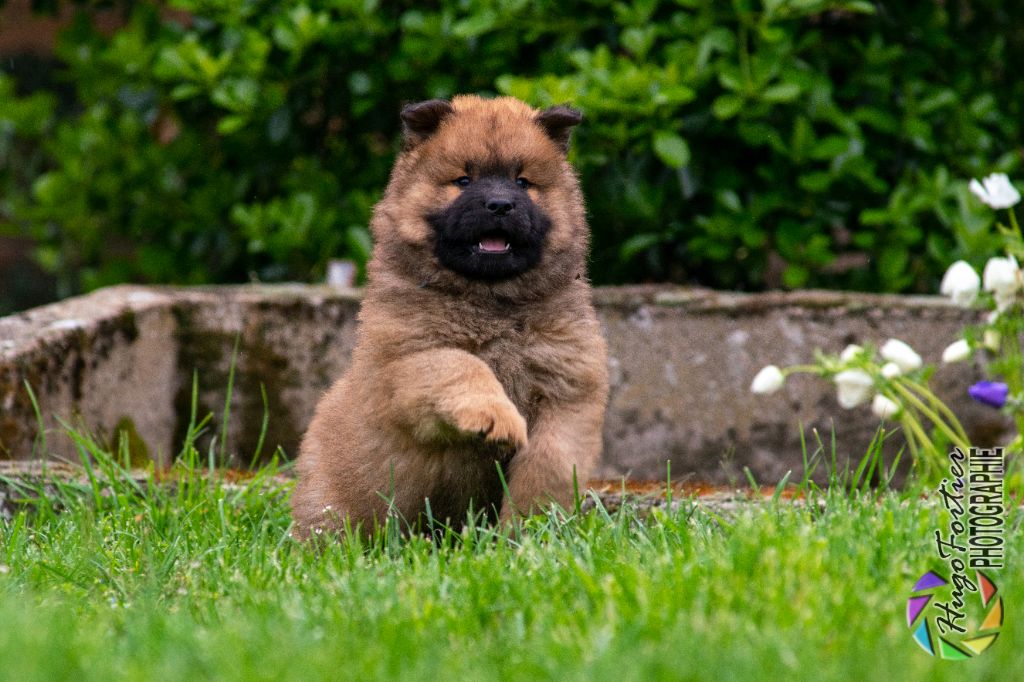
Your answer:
899,408 -> 941,476
899,414 -> 920,461
781,365 -> 825,377
889,379 -> 969,452
1008,207 -> 1022,239
895,378 -> 970,444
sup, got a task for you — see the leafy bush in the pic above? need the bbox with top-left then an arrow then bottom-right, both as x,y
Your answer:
0,71 -> 54,245
2,0 -> 1023,295
502,0 -> 1023,290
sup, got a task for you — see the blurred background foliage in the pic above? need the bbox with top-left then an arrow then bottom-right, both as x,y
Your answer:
1,0 -> 1022,309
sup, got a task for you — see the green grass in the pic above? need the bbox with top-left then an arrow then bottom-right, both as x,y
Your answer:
1,440 -> 1020,682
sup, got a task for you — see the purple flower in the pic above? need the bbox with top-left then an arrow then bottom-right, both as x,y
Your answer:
968,381 -> 1009,408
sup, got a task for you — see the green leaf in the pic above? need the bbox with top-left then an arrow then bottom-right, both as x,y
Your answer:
717,70 -> 743,92
452,10 -> 497,38
217,115 -> 247,135
790,116 -> 813,162
345,225 -> 374,262
170,83 -> 201,101
620,233 -> 662,260
878,247 -> 909,285
738,122 -> 784,152
760,82 -> 801,103
712,94 -> 744,120
839,1 -> 877,14
652,85 -> 695,106
621,27 -> 656,59
152,46 -> 191,80
717,190 -> 742,213
918,89 -> 956,115
695,28 -> 734,70
858,208 -> 890,226
782,264 -> 809,289
31,173 -> 63,204
810,136 -> 850,160
652,131 -> 691,169
211,79 -> 259,113
798,172 -> 832,193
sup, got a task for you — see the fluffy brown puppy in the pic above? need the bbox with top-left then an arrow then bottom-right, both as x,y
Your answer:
291,95 -> 608,538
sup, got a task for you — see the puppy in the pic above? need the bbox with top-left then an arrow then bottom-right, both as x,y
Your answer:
291,95 -> 608,537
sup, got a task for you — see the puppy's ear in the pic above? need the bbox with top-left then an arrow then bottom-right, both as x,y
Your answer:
400,99 -> 454,147
535,105 -> 583,153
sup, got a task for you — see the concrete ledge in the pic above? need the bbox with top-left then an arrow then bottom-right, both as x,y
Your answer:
0,284 -> 1010,483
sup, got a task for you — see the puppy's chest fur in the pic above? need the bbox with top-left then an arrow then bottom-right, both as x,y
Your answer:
437,309 -> 586,422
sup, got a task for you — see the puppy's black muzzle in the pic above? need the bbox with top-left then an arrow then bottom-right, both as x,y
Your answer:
487,198 -> 513,216
428,177 -> 550,281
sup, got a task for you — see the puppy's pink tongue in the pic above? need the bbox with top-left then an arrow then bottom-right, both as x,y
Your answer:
479,236 -> 510,253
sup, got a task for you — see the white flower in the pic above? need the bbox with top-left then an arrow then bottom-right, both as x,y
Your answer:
983,255 -> 1019,291
987,310 -> 1000,324
984,329 -> 1001,352
871,394 -> 901,420
834,369 -> 874,409
839,344 -> 863,362
880,339 -> 922,373
970,173 -> 1021,209
939,260 -> 980,307
983,256 -> 1021,311
881,362 -> 902,378
942,339 -> 971,363
751,365 -> 785,394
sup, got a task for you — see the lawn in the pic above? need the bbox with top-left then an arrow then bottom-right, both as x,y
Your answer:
0,437 -> 1020,681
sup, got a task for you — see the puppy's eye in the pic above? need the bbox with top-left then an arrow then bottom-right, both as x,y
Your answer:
454,176 -> 471,188
515,177 -> 531,189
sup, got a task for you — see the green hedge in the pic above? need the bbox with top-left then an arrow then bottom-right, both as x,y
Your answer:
1,0 -> 1022,296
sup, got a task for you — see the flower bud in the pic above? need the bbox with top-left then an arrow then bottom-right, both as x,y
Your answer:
968,381 -> 1009,408
983,255 -> 1019,290
881,362 -> 902,378
939,260 -> 980,307
969,173 -> 1021,209
941,340 -> 971,363
751,365 -> 785,394
839,344 -> 863,362
983,256 -> 1021,311
871,394 -> 901,419
834,369 -> 874,409
880,339 -> 922,373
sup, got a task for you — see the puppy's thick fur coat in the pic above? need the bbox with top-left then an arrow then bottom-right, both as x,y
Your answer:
291,95 -> 608,536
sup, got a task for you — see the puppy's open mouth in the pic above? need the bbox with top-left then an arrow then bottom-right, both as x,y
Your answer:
475,230 -> 512,254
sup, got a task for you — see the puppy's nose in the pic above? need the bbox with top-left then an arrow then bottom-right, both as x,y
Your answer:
486,198 -> 514,216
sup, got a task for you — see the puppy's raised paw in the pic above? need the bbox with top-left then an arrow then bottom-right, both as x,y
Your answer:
450,397 -> 528,452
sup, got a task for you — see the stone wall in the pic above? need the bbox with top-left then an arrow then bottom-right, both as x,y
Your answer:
0,284 -> 1010,483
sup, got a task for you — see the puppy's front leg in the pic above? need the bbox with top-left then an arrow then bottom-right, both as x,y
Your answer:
386,349 -> 528,451
499,399 -> 604,521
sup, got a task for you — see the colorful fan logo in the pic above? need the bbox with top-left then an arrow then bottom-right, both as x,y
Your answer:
907,570 -> 1003,659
